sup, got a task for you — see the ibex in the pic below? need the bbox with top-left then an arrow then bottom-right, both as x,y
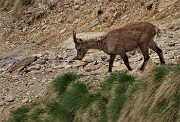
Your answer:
73,22 -> 165,72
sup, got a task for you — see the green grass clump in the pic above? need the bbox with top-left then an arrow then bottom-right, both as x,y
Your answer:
153,99 -> 168,113
7,106 -> 30,122
60,83 -> 95,110
153,65 -> 170,82
52,73 -> 81,95
153,64 -> 180,82
101,72 -> 137,121
47,82 -> 98,121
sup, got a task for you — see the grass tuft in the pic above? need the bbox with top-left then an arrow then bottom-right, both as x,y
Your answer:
60,82 -> 93,111
153,65 -> 170,82
52,73 -> 81,95
153,64 -> 180,82
153,99 -> 168,113
7,106 -> 30,122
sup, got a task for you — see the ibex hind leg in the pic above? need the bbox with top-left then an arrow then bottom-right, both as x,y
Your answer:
139,44 -> 150,71
149,41 -> 165,64
120,53 -> 133,71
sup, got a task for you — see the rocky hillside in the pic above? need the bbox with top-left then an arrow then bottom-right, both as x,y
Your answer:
0,0 -> 179,121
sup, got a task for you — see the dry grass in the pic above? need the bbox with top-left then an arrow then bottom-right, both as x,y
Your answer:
119,64 -> 180,122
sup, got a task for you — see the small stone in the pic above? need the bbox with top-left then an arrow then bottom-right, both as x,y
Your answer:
113,62 -> 121,67
34,59 -> 46,64
73,61 -> 88,68
168,42 -> 176,47
85,65 -> 100,72
101,55 -> 108,61
46,68 -> 53,72
60,28 -> 66,33
74,5 -> 80,10
65,65 -> 72,69
27,64 -> 41,71
22,98 -> 29,103
0,101 -> 5,106
35,95 -> 39,98
73,19 -> 80,24
32,54 -> 43,57
5,95 -> 15,102
91,19 -> 99,27
153,60 -> 160,65
82,56 -> 94,63
0,68 -> 6,73
66,56 -> 76,63
52,65 -> 64,69
74,0 -> 85,5
165,54 -> 174,59
11,66 -> 24,75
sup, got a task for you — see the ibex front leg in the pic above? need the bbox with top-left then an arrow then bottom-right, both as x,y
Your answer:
139,44 -> 150,71
108,54 -> 116,72
120,53 -> 133,71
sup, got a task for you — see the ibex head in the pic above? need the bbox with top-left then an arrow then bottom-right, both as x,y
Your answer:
73,32 -> 88,60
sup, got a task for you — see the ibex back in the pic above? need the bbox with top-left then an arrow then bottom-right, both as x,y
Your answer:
73,22 -> 165,72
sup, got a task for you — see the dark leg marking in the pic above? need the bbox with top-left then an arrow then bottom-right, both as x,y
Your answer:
108,54 -> 116,72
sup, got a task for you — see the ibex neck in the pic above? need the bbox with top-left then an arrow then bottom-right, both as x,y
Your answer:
85,36 -> 104,50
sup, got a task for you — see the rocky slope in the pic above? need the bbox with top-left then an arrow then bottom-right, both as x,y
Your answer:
0,0 -> 179,121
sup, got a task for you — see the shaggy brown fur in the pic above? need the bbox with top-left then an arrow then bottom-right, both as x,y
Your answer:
73,22 -> 165,72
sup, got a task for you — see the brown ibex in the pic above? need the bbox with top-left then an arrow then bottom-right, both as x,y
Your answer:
73,22 -> 165,72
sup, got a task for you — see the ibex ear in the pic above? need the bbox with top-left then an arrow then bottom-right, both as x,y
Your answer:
73,31 -> 78,44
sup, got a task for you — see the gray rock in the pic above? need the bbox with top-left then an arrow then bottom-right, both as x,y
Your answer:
0,100 -> 5,106
74,0 -> 85,5
85,65 -> 100,72
22,98 -> 29,103
5,95 -> 15,102
0,68 -> 6,73
113,62 -> 121,67
8,56 -> 38,73
65,65 -> 72,69
72,61 -> 88,68
27,64 -> 41,71
52,65 -> 64,69
168,42 -> 176,47
34,59 -> 46,64
32,54 -> 43,57
74,5 -> 80,10
91,19 -> 99,27
82,56 -> 94,63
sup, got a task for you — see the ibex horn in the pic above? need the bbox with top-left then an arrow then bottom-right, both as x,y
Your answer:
73,31 -> 78,44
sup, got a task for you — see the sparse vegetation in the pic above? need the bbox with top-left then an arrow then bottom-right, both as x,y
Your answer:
7,64 -> 180,122
19,0 -> 32,6
8,71 -> 138,122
